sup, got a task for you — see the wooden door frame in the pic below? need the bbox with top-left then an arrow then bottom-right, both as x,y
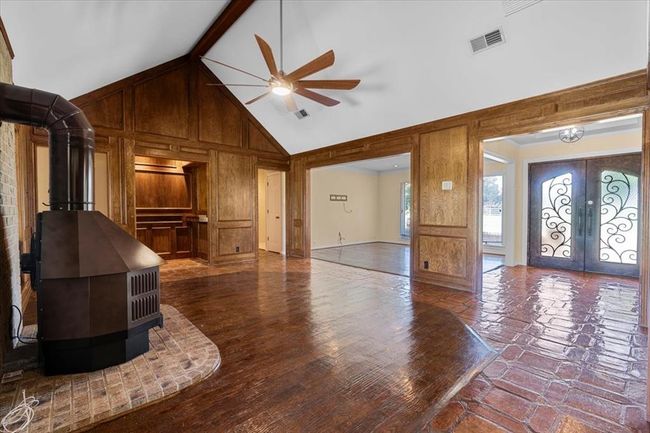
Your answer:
302,145 -> 414,264
478,107 -> 648,323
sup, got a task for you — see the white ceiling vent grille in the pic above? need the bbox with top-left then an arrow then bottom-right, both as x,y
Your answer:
503,0 -> 542,16
470,29 -> 505,54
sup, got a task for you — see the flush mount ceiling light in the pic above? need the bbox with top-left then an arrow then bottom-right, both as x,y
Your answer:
271,81 -> 293,96
559,126 -> 584,143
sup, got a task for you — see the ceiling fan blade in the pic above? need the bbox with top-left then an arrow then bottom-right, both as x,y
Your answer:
296,79 -> 360,90
206,83 -> 268,87
294,88 -> 339,107
284,94 -> 298,112
201,56 -> 268,82
246,91 -> 271,105
285,50 -> 335,82
255,34 -> 279,77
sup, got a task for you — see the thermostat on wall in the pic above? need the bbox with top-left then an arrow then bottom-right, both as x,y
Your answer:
442,181 -> 453,191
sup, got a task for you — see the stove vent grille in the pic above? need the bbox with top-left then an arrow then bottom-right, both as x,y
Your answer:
129,268 -> 160,324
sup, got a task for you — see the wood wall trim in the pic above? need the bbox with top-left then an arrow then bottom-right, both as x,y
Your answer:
189,0 -> 255,59
0,17 -> 14,59
293,70 -> 649,160
288,69 -> 650,295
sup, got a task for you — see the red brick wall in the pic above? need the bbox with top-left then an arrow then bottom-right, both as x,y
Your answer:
0,27 -> 20,362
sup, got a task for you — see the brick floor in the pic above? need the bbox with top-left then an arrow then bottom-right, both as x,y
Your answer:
0,305 -> 220,433
424,266 -> 648,433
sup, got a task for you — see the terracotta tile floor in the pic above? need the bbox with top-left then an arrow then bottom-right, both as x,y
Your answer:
424,266 -> 648,433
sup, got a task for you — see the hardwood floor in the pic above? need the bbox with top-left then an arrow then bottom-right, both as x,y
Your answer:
311,242 -> 410,276
88,255 -> 649,433
92,253 -> 493,432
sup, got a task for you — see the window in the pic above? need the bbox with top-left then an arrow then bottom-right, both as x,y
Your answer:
400,182 -> 411,238
483,175 -> 503,245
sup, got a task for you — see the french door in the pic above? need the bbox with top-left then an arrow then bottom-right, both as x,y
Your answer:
528,153 -> 641,277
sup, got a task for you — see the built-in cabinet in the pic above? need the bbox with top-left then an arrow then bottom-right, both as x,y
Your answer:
134,156 -> 208,260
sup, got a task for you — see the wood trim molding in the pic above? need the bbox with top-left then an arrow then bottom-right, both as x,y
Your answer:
0,17 -> 15,59
190,0 -> 255,59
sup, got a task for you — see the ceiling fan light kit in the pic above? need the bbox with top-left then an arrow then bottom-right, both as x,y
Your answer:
203,0 -> 360,113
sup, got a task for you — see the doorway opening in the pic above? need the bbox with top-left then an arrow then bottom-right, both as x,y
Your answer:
482,112 -> 642,277
134,156 -> 208,261
258,169 -> 286,255
309,153 -> 411,277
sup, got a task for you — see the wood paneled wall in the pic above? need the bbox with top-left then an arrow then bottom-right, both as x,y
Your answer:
288,70 -> 650,293
26,55 -> 289,264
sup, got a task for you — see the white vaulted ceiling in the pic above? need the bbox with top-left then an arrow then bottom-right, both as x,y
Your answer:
1,1 -> 648,155
204,0 -> 648,154
1,0 -> 227,98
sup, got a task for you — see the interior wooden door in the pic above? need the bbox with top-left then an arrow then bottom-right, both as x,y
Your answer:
265,172 -> 283,253
528,160 -> 586,271
584,153 -> 641,277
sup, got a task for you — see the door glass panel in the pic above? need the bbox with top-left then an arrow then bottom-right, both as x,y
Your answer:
599,170 -> 638,264
541,173 -> 572,258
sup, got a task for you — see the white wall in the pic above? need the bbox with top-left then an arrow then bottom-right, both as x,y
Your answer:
485,129 -> 642,265
378,169 -> 410,244
310,167 -> 380,249
310,166 -> 412,249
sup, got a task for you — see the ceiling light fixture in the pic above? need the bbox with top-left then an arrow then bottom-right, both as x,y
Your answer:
271,83 -> 292,96
559,126 -> 584,143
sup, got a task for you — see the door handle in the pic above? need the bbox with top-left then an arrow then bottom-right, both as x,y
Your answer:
586,206 -> 593,237
577,210 -> 583,236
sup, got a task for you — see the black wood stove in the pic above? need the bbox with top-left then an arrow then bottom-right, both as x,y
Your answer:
0,83 -> 163,375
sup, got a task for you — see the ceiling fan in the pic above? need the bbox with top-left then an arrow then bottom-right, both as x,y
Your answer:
202,0 -> 360,112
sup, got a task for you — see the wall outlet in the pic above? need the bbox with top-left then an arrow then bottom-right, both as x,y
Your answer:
235,246 -> 240,253
423,260 -> 429,270
329,194 -> 348,202
441,181 -> 453,191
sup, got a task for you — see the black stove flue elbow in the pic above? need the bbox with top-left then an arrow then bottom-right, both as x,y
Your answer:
0,82 -> 95,211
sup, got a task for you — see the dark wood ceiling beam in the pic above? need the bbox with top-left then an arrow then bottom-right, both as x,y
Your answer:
0,17 -> 15,59
190,0 -> 255,59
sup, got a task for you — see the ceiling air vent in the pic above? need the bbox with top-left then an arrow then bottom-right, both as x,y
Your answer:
295,109 -> 309,119
503,0 -> 542,16
470,28 -> 505,54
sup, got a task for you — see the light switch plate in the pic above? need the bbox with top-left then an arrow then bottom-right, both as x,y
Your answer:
442,181 -> 453,191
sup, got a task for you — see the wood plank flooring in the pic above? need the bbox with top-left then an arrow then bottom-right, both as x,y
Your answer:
311,242 -> 410,276
91,253 -> 493,433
